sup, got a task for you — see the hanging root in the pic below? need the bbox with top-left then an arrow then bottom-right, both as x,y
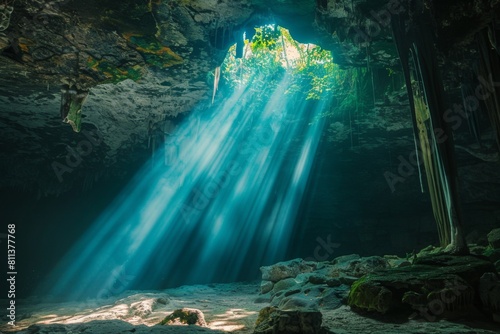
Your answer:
212,66 -> 220,104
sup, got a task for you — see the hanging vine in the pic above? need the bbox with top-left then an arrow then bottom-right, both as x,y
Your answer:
392,6 -> 468,254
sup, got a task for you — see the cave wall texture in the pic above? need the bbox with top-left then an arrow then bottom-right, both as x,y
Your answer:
1,0 -> 500,293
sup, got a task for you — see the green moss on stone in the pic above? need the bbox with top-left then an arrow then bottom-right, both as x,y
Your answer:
159,309 -> 199,325
86,56 -> 143,84
348,254 -> 493,315
125,34 -> 184,68
255,306 -> 277,327
348,275 -> 393,313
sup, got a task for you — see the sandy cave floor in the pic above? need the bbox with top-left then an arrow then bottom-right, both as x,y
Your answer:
1,282 -> 500,333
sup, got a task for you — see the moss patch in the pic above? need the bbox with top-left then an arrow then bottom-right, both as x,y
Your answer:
348,276 -> 393,313
124,34 -> 184,69
255,306 -> 277,327
86,56 -> 143,84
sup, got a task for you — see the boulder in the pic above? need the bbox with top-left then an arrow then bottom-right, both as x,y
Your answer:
488,228 -> 500,249
159,308 -> 207,327
253,307 -> 327,334
261,280 -> 274,294
318,286 -> 349,309
484,247 -> 500,263
129,297 -> 168,317
279,296 -> 318,311
260,259 -> 316,282
326,278 -> 342,287
130,299 -> 155,318
272,278 -> 298,293
309,275 -> 328,285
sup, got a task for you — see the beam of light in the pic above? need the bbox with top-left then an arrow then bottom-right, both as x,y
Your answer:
39,71 -> 329,301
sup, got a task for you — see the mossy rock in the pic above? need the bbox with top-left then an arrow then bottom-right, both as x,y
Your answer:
348,276 -> 393,313
272,278 -> 298,293
255,306 -> 278,327
254,306 -> 326,334
483,246 -> 500,263
348,254 -> 495,315
488,228 -> 500,249
159,308 -> 206,327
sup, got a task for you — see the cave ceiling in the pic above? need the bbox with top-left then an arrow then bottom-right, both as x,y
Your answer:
0,0 -> 497,195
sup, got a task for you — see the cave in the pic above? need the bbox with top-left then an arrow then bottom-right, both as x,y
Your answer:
1,0 -> 500,333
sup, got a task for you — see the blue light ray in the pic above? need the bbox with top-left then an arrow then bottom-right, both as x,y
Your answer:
40,72 -> 329,301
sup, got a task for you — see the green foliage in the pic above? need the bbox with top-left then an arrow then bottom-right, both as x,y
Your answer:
251,26 -> 281,51
221,26 -> 368,117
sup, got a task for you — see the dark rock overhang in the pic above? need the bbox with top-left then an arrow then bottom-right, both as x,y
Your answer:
0,0 -> 498,195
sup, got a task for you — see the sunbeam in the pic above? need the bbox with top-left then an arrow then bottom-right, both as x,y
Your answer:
40,70 -> 328,300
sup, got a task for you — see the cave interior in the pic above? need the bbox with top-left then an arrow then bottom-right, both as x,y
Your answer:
1,0 -> 500,333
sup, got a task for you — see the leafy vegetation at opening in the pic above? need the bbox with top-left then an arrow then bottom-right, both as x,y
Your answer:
218,25 -> 372,117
